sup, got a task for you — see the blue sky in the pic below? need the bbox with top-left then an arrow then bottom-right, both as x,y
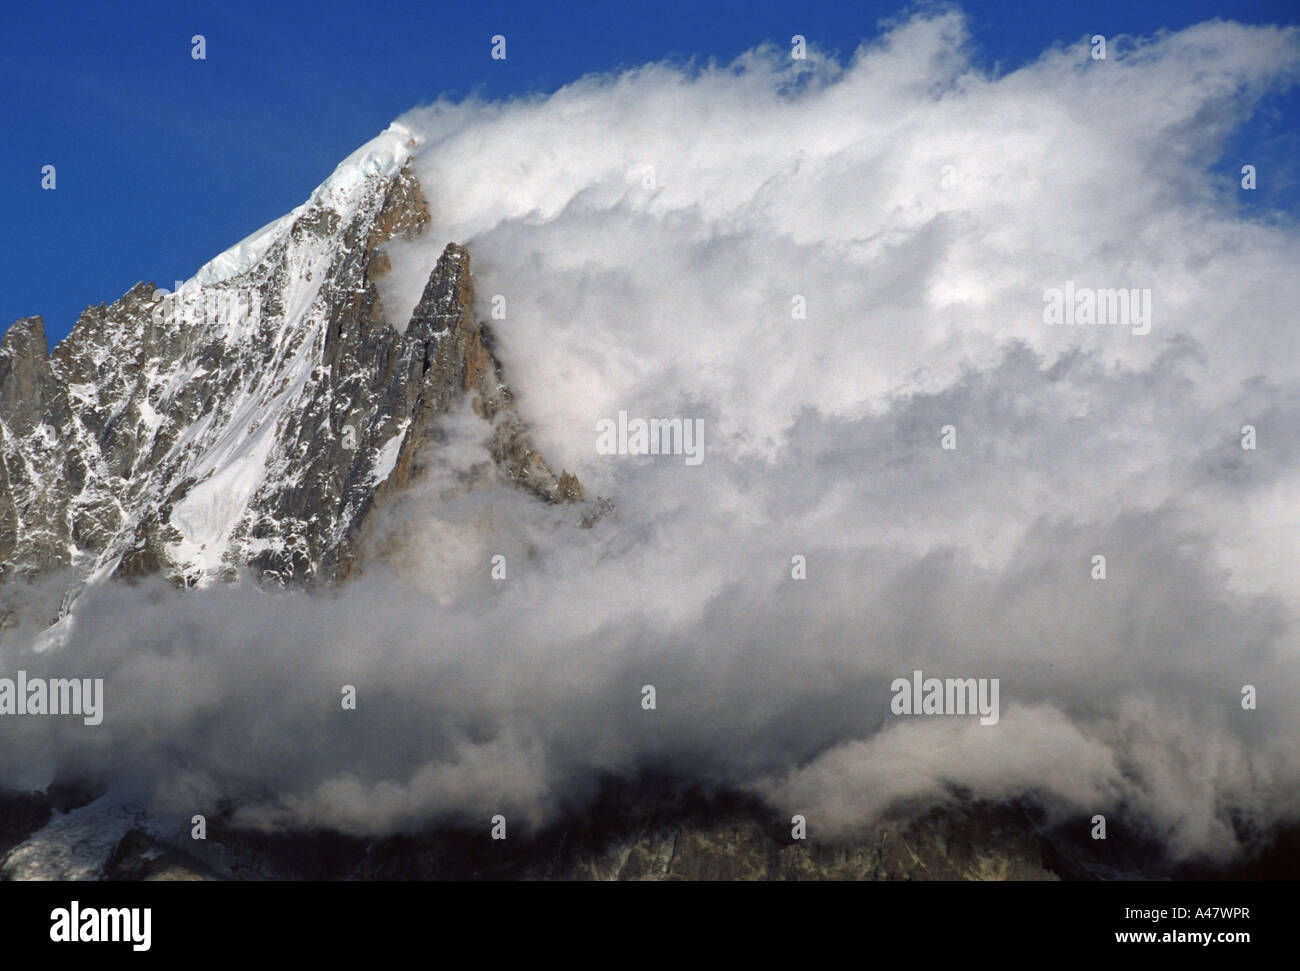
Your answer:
4,0 -> 1298,344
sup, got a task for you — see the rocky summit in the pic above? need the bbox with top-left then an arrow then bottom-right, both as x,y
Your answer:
0,124 -> 584,640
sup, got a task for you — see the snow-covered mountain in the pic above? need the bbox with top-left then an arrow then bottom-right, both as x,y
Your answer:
0,123 -> 586,637
0,126 -> 1055,882
4,120 -> 1294,884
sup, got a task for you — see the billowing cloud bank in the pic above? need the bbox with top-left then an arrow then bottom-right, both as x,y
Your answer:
7,11 -> 1300,863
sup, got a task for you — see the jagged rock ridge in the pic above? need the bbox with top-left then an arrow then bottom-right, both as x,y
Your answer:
0,783 -> 1061,881
0,124 -> 586,632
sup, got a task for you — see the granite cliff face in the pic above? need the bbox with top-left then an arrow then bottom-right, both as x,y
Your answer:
0,125 -> 583,637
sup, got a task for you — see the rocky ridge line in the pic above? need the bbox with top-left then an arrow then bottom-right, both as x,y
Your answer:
0,131 -> 594,635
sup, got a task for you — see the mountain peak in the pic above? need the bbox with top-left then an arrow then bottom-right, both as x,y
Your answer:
0,137 -> 589,635
191,123 -> 421,289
